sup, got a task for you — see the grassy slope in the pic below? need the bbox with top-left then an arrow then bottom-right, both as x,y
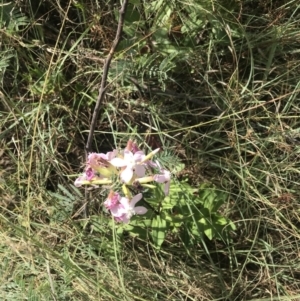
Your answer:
1,0 -> 300,300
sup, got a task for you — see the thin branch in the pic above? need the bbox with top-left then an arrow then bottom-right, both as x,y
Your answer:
86,0 -> 129,153
83,0 -> 128,218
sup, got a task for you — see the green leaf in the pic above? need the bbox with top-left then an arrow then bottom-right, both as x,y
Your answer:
122,3 -> 143,37
198,183 -> 228,213
214,216 -> 228,226
124,3 -> 141,23
129,0 -> 140,4
189,221 -> 203,238
144,184 -> 166,209
57,184 -> 76,201
199,218 -> 215,240
229,221 -> 237,231
161,194 -> 177,209
153,28 -> 170,44
203,194 -> 216,213
151,215 -> 167,249
124,224 -> 148,240
162,211 -> 184,227
213,215 -> 237,231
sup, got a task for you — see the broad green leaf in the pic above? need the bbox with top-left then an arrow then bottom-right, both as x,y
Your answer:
190,221 -> 203,238
162,211 -> 184,227
128,218 -> 152,227
202,192 -> 216,213
124,3 -> 141,23
151,215 -> 167,249
124,224 -> 148,240
214,216 -> 228,226
161,195 -> 177,209
228,221 -> 237,231
144,184 -> 166,209
198,184 -> 228,213
169,181 -> 197,196
199,218 -> 215,240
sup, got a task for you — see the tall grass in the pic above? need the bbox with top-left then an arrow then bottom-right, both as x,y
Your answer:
1,0 -> 300,300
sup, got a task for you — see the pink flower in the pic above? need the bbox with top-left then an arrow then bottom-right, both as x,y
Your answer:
74,174 -> 87,187
153,161 -> 171,196
85,167 -> 95,180
125,139 -> 141,154
131,141 -> 140,153
74,173 -> 111,187
110,193 -> 147,224
109,150 -> 146,183
87,151 -> 117,177
88,150 -> 116,165
104,191 -> 121,210
74,167 -> 98,187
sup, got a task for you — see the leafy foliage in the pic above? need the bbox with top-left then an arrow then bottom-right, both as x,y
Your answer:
116,178 -> 235,250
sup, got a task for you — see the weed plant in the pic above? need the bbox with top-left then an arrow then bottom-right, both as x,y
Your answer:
1,0 -> 300,300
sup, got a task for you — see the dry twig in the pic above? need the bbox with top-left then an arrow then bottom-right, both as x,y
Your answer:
86,0 -> 129,152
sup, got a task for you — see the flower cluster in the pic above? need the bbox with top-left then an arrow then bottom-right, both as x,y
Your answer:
74,140 -> 171,224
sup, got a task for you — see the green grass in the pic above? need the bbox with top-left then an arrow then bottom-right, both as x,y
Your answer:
1,0 -> 300,300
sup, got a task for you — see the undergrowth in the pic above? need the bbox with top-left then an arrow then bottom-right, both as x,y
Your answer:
1,0 -> 300,300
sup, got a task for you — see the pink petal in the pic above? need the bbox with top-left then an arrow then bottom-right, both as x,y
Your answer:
130,193 -> 143,207
133,151 -> 145,162
85,168 -> 95,180
131,142 -> 140,153
87,153 -> 102,165
164,181 -> 170,196
104,192 -> 120,210
134,206 -> 147,215
154,169 -> 171,183
114,216 -> 123,222
153,174 -> 167,183
135,165 -> 146,177
147,160 -> 157,168
105,150 -> 117,160
87,152 -> 98,161
74,175 -> 85,187
110,204 -> 125,217
164,170 -> 171,181
118,214 -> 130,224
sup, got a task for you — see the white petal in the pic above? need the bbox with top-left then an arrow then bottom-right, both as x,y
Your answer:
121,166 -> 134,183
119,197 -> 130,209
110,157 -> 127,167
123,150 -> 134,161
74,174 -> 87,187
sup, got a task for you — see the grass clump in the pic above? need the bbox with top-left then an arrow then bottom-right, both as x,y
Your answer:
1,0 -> 300,300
